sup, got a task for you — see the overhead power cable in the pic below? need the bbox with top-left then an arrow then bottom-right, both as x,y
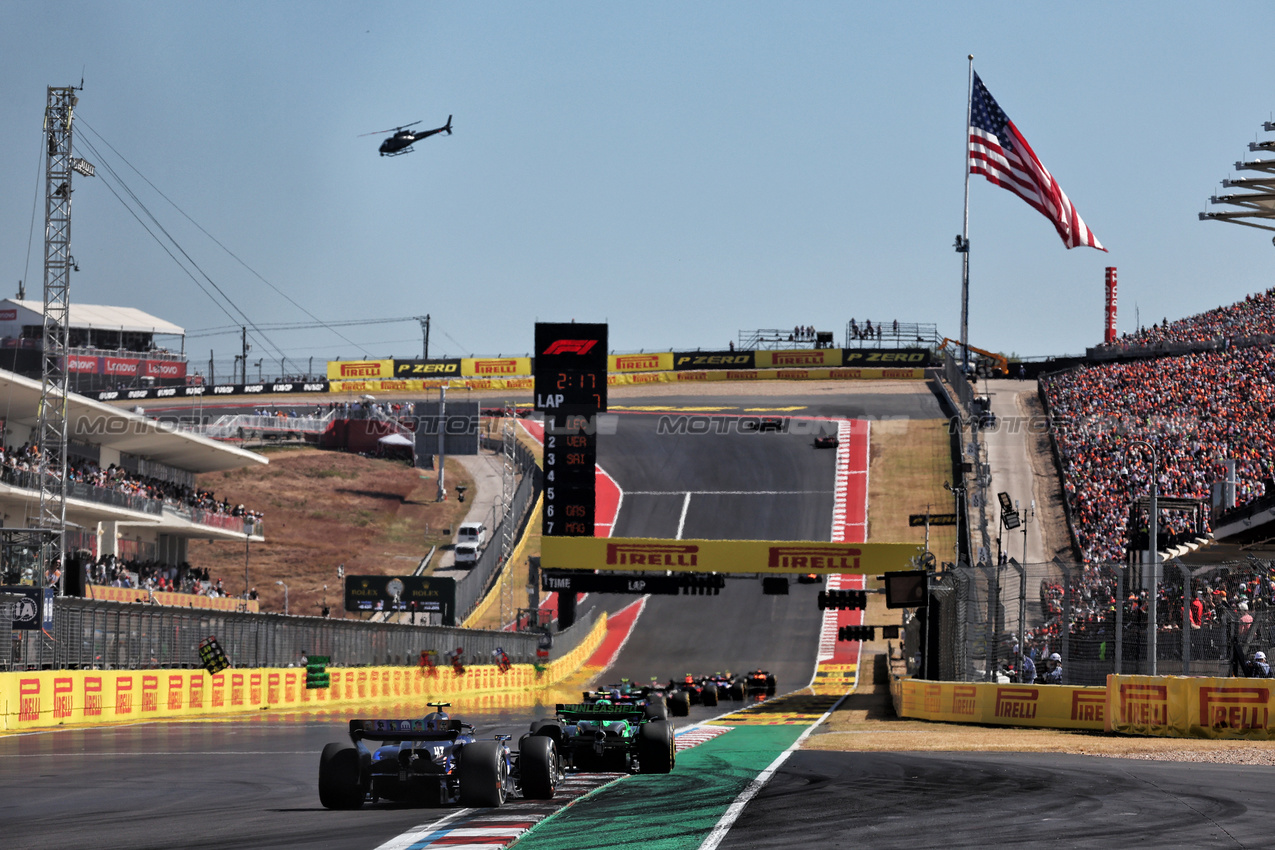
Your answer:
75,116 -> 372,359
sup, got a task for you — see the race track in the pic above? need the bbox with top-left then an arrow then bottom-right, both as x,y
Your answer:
9,386 -> 1259,850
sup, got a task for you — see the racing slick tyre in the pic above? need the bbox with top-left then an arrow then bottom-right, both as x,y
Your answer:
728,683 -> 744,701
638,721 -> 675,774
667,692 -> 690,717
530,719 -> 565,744
318,743 -> 366,810
459,741 -> 508,808
643,702 -> 670,722
766,675 -> 777,696
702,684 -> 718,707
518,734 -> 558,800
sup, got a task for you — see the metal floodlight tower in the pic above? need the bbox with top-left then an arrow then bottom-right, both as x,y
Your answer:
498,405 -> 518,628
1199,122 -> 1275,240
37,85 -> 91,592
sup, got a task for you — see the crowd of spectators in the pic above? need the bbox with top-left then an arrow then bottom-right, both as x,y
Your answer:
1042,345 -> 1275,562
84,555 -> 235,598
0,443 -> 263,526
848,318 -> 895,341
1097,288 -> 1275,350
1020,559 -> 1275,677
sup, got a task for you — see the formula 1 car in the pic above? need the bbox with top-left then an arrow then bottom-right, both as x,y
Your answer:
813,434 -> 840,449
742,669 -> 777,697
701,673 -> 744,701
527,702 -> 674,774
667,673 -> 719,710
582,680 -> 670,720
318,703 -> 560,809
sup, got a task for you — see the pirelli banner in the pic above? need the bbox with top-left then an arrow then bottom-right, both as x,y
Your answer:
328,377 -> 536,393
610,352 -> 675,373
0,661 -> 582,732
541,537 -> 923,575
462,357 -> 531,378
1106,675 -> 1275,740
608,368 -> 924,386
328,359 -> 394,381
895,679 -> 1106,731
330,358 -> 532,382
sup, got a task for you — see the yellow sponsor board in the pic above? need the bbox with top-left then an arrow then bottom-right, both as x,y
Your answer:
85,586 -> 258,613
755,349 -> 844,368
1107,675 -> 1275,740
604,368 -> 922,386
328,377 -> 536,394
462,357 -> 532,377
327,359 -> 394,381
0,624 -> 609,733
609,352 -> 674,373
896,679 -> 1106,730
541,536 -> 922,575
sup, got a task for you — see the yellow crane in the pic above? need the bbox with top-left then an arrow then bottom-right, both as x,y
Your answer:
938,338 -> 1009,377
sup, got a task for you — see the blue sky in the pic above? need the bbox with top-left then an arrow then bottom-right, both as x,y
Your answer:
2,2 -> 1272,376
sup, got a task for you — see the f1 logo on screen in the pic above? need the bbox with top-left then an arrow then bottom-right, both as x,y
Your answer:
542,339 -> 598,355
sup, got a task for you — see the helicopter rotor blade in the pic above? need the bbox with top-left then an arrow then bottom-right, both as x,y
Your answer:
357,120 -> 423,138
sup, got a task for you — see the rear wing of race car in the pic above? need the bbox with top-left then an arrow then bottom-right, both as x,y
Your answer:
348,718 -> 474,743
555,703 -> 646,722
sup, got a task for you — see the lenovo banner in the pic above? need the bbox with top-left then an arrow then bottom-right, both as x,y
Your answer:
65,356 -> 188,378
671,351 -> 755,371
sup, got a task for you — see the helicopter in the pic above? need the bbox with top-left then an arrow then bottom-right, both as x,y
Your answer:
361,115 -> 453,157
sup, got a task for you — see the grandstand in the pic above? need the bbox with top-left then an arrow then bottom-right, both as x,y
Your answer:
1042,288 -> 1275,563
0,298 -> 189,393
0,366 -> 265,601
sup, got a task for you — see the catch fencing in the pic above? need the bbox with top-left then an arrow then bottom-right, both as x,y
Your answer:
452,438 -> 540,624
0,436 -> 553,673
907,557 -> 1275,687
0,590 -> 597,673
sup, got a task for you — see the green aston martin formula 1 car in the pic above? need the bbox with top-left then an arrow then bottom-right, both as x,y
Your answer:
526,702 -> 675,774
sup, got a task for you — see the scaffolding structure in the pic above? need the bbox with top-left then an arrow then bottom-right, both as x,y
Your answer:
34,85 -> 91,594
498,404 -> 518,627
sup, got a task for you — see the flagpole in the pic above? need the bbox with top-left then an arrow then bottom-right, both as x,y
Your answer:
958,54 -> 973,374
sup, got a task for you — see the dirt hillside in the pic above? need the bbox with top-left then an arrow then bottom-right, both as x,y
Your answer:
193,447 -> 472,617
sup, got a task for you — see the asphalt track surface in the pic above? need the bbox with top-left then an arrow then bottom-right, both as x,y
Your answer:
14,388 -> 1267,849
1,395 -> 858,849
718,750 -> 1274,849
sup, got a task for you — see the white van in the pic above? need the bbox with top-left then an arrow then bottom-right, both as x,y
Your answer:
457,522 -> 487,547
454,543 -> 479,568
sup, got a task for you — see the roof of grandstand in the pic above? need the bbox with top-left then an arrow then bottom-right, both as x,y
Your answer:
0,368 -> 262,473
0,299 -> 183,336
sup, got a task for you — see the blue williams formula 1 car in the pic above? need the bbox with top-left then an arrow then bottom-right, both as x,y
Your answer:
318,702 -> 560,809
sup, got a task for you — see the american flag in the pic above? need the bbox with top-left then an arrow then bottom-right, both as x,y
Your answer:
968,72 -> 1106,251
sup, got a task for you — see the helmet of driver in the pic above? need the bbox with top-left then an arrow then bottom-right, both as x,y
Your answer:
424,710 -> 449,732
